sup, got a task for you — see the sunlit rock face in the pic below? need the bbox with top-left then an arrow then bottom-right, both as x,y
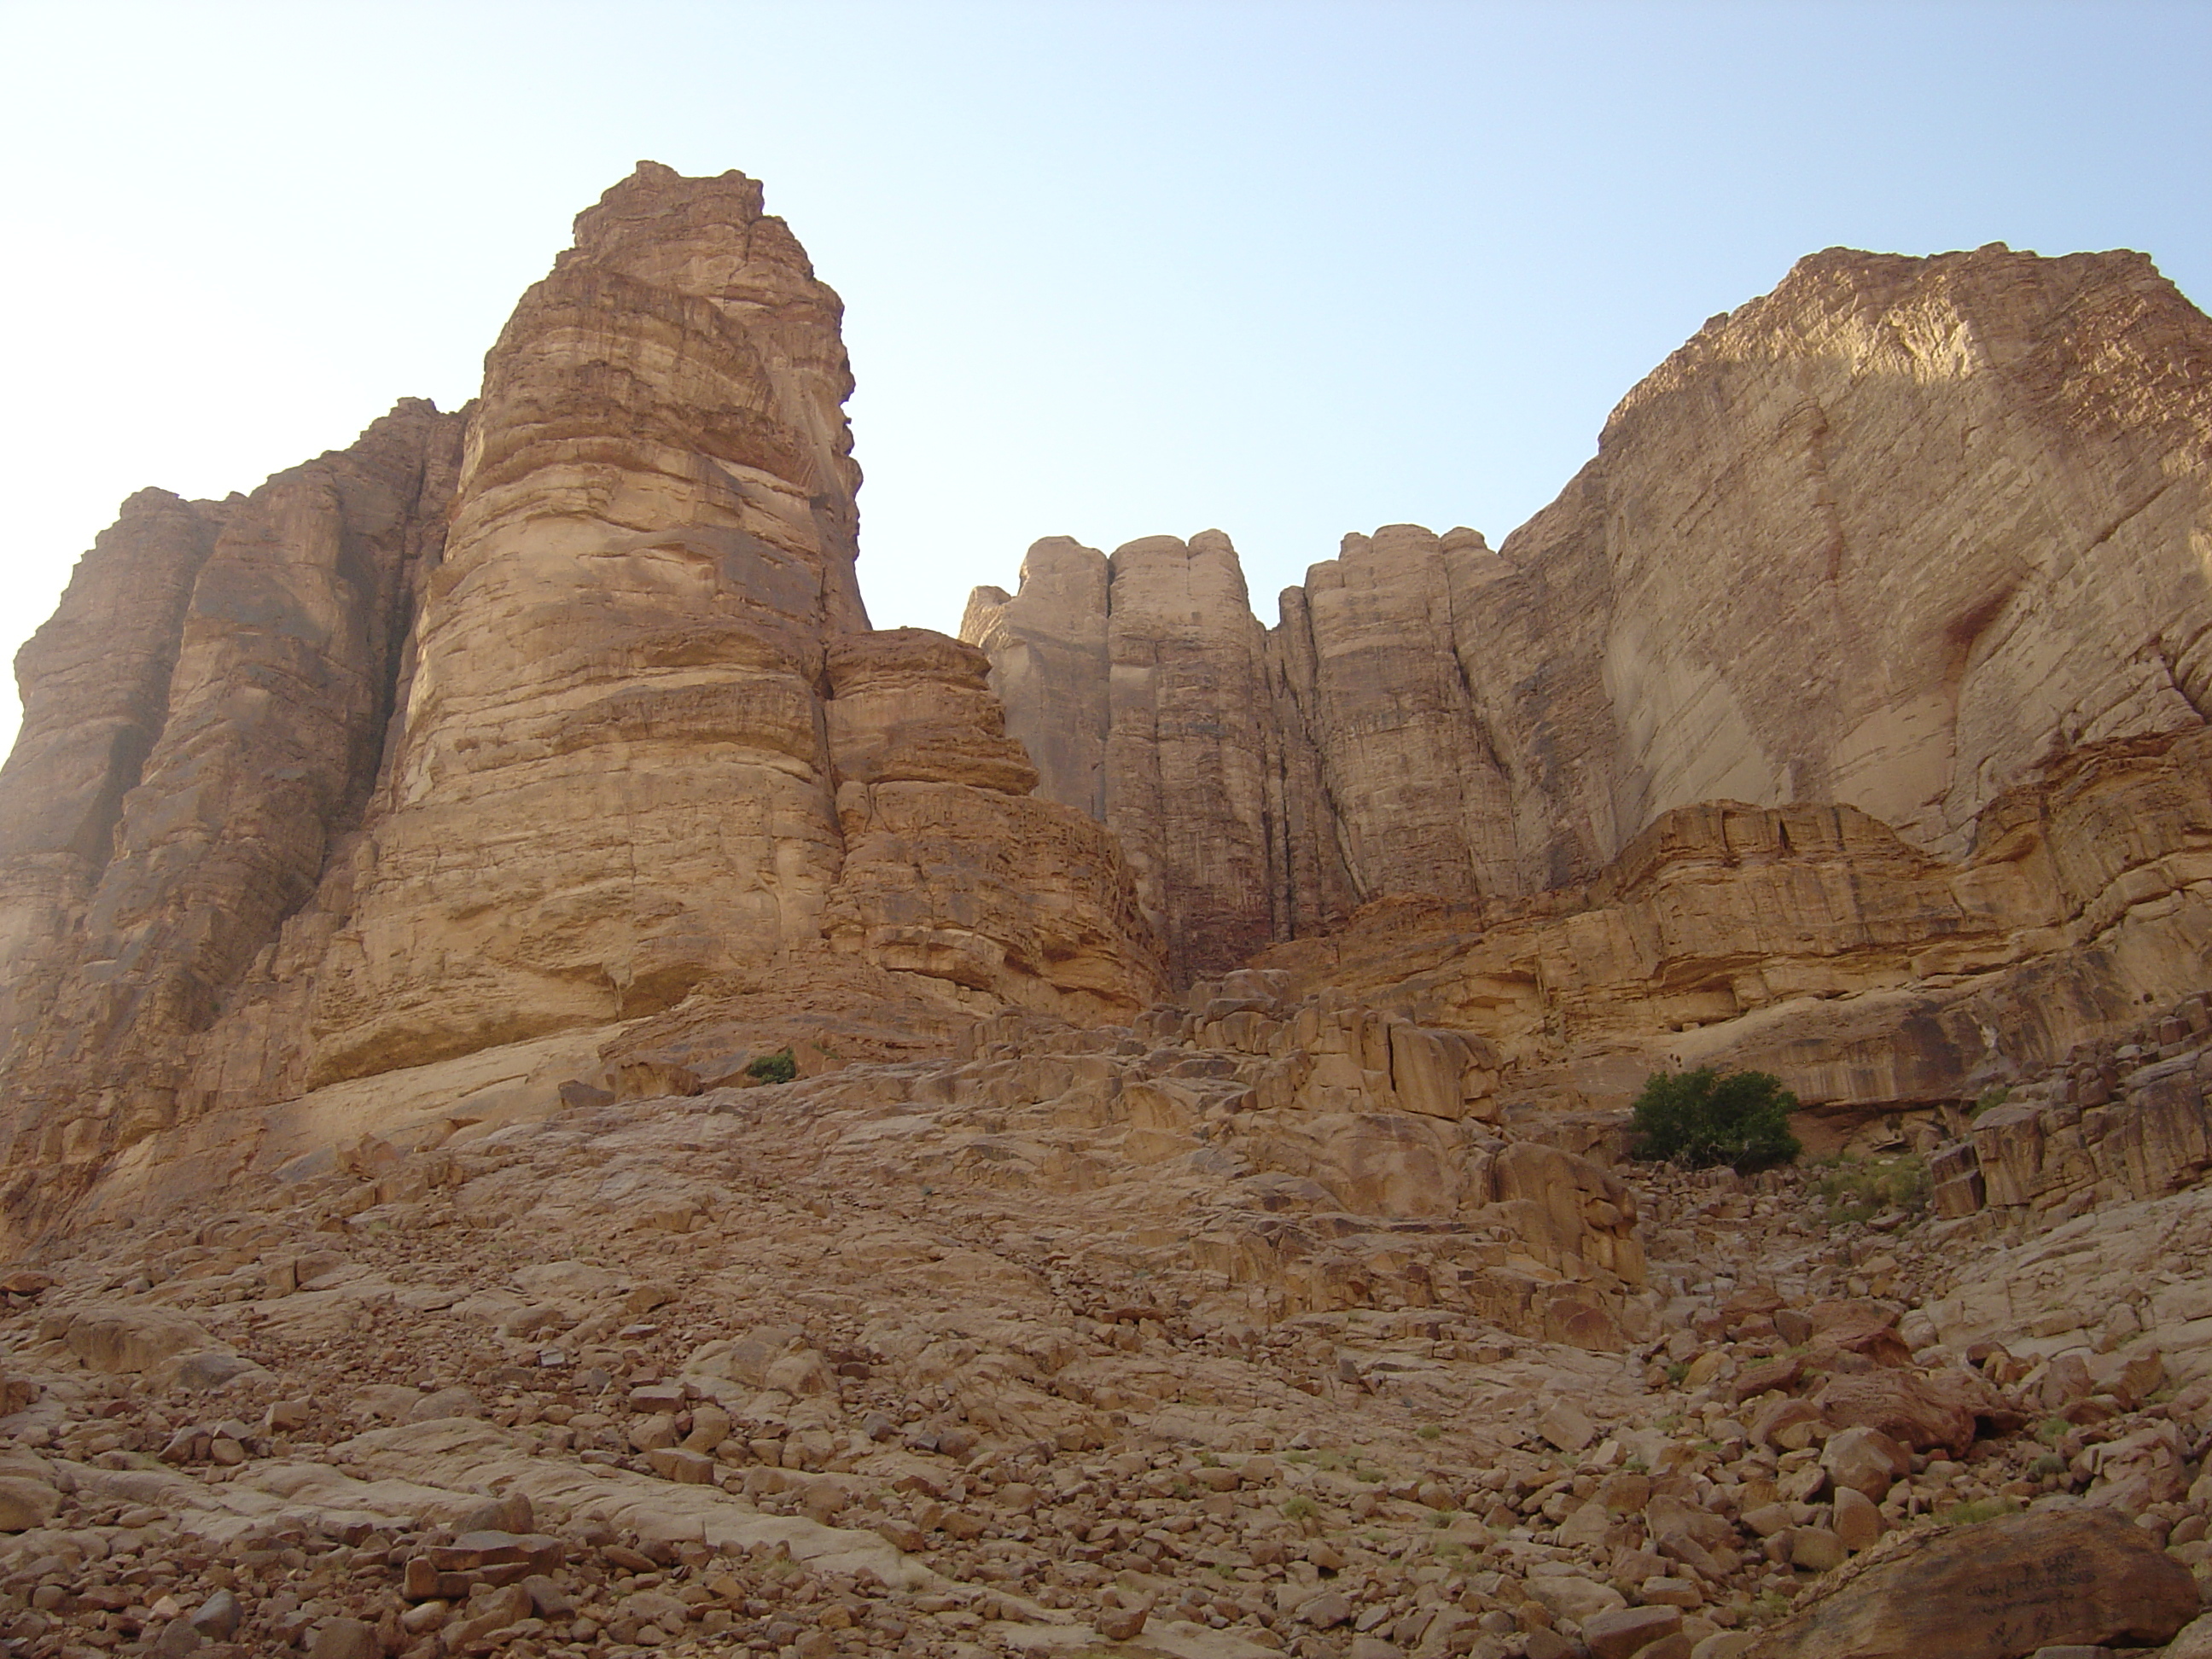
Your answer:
304,163 -> 876,1082
971,243 -> 2212,965
0,165 -> 1163,1232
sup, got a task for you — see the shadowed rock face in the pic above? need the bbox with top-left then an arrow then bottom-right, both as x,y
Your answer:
0,399 -> 466,1171
0,165 -> 1163,1234
0,489 -> 227,1047
969,244 -> 2212,970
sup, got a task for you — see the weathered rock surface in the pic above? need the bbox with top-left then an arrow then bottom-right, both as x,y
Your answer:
1741,1509 -> 2197,1657
8,172 -> 2212,1656
0,399 -> 466,1208
971,244 -> 2212,970
0,165 -> 1162,1238
0,489 -> 226,1051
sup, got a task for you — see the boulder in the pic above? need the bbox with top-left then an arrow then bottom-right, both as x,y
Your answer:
1821,1425 -> 1911,1500
54,1304 -> 222,1375
1815,1368 -> 2011,1457
1586,1606 -> 1685,1659
1743,1509 -> 2197,1658
0,1476 -> 60,1531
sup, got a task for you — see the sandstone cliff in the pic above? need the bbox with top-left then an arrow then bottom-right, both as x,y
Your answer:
969,243 -> 2212,966
0,166 -> 1163,1232
2,180 -> 2211,1656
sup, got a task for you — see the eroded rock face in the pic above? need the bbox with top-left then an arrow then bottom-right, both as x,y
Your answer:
1249,727 -> 2212,1132
0,489 -> 227,1049
0,399 -> 466,1188
303,163 -> 874,1081
970,244 -> 2212,972
0,165 -> 1163,1239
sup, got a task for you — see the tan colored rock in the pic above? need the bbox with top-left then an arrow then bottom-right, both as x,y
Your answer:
0,399 -> 463,1208
0,1476 -> 60,1531
1815,1370 -> 2005,1458
978,247 -> 2212,976
0,489 -> 224,1053
1585,1606 -> 1684,1659
55,1304 -> 224,1374
1831,1486 -> 1885,1552
0,166 -> 1165,1241
1821,1425 -> 1911,1500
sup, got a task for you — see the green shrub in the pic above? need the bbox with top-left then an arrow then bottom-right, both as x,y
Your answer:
1628,1068 -> 1801,1173
745,1047 -> 798,1085
1810,1154 -> 1930,1225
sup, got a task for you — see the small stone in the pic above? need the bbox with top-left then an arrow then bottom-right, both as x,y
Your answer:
1832,1485 -> 1885,1551
521,1573 -> 574,1620
1642,1576 -> 1703,1608
1094,1604 -> 1148,1640
1790,1525 -> 1848,1571
189,1589 -> 242,1640
644,1446 -> 715,1482
1741,1501 -> 1795,1538
1821,1423 -> 1911,1500
1538,1399 -> 1597,1454
308,1618 -> 380,1659
0,1477 -> 60,1531
1300,1591 -> 1354,1628
406,1386 -> 486,1423
1525,1575 -> 1627,1623
1585,1604 -> 1684,1659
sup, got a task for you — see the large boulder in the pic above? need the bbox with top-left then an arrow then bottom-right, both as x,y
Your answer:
1743,1508 -> 2197,1658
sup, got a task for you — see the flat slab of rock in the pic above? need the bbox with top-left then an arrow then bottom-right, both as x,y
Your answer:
1744,1509 -> 2197,1658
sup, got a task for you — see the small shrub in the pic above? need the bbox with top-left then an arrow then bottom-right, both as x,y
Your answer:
745,1046 -> 798,1085
1969,1085 -> 2010,1118
1281,1494 -> 1318,1521
1810,1154 -> 1930,1225
1628,1067 -> 1801,1173
1417,1423 -> 1443,1441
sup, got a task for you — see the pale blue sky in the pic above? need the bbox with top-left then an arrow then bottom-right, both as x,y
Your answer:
3,1 -> 2207,756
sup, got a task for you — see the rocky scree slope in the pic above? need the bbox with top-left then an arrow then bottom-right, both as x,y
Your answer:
0,1027 -> 2206,1659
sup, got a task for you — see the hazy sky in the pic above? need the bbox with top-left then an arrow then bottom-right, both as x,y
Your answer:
3,1 -> 2208,760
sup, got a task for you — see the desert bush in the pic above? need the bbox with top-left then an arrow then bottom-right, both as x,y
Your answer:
1810,1153 -> 1930,1224
746,1046 -> 798,1085
1628,1067 -> 1801,1173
